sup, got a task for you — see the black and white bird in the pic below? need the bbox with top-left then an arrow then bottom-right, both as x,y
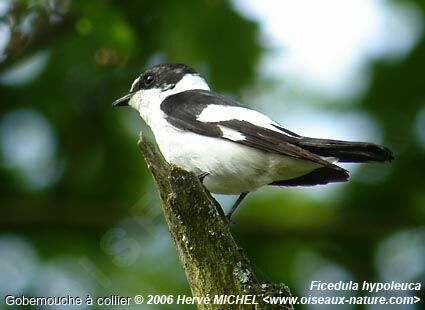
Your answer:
113,63 -> 394,219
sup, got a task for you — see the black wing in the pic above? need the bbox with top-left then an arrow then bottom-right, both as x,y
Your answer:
160,90 -> 347,175
161,90 -> 395,185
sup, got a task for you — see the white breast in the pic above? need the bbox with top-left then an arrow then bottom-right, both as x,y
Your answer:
152,123 -> 319,194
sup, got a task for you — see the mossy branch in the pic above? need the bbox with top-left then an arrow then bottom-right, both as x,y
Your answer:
138,133 -> 293,309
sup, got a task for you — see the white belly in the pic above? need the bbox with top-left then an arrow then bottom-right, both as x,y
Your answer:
153,125 -> 320,194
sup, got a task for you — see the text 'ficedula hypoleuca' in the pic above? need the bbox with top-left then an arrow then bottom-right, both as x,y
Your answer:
113,63 -> 394,219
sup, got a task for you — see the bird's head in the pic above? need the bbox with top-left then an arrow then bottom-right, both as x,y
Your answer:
112,63 -> 209,112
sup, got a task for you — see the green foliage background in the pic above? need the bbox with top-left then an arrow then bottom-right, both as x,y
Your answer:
0,0 -> 424,309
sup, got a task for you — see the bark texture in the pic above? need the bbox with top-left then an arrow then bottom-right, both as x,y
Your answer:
138,134 -> 293,309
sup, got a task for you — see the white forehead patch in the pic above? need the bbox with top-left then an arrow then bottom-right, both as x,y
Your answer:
129,73 -> 210,118
130,76 -> 141,92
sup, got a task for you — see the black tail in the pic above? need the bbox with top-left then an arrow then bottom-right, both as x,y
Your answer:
292,137 -> 394,163
271,167 -> 349,187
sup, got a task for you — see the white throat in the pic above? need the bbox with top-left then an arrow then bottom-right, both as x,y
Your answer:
129,74 -> 210,127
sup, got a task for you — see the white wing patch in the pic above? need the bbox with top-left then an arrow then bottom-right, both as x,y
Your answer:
197,105 -> 283,133
218,125 -> 246,141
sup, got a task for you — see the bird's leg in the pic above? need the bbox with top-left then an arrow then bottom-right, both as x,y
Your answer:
226,192 -> 249,221
197,172 -> 209,184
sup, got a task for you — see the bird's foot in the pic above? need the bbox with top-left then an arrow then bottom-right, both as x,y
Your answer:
197,172 -> 209,183
224,192 -> 248,225
225,213 -> 236,226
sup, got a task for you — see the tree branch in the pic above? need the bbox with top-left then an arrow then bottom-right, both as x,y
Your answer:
138,133 -> 293,309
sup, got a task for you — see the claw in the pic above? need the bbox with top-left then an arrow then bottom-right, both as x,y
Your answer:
197,172 -> 209,183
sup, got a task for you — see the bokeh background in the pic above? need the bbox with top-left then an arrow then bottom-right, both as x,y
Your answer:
1,0 -> 424,309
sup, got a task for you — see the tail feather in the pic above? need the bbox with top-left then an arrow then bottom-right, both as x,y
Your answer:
270,136 -> 393,187
293,137 -> 394,163
271,167 -> 349,187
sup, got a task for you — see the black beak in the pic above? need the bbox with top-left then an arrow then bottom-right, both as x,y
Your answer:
112,93 -> 133,107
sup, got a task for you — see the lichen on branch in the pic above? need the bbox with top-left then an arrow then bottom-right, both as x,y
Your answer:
138,133 -> 293,310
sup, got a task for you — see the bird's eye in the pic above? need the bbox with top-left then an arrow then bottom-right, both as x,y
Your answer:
144,74 -> 155,87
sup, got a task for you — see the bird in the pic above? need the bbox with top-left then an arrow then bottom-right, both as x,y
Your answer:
113,63 -> 394,220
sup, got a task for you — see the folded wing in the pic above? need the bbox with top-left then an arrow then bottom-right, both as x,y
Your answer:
161,90 -> 393,186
